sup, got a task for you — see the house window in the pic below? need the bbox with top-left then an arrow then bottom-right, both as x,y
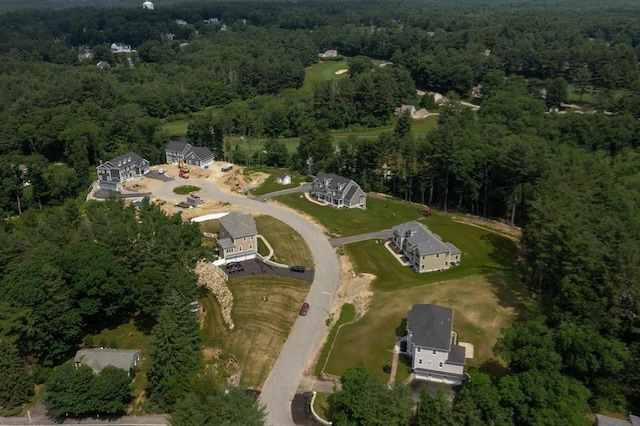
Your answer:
432,350 -> 436,355
436,253 -> 439,258
239,246 -> 242,251
249,245 -> 253,249
243,237 -> 246,241
439,361 -> 443,368
417,348 -> 421,353
418,359 -> 423,365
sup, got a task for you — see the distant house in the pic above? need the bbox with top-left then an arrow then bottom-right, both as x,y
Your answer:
217,212 -> 258,263
110,43 -> 132,54
175,19 -> 188,26
405,304 -> 466,385
311,172 -> 366,209
318,49 -> 338,59
97,152 -> 149,191
394,104 -> 429,119
96,60 -> 111,69
596,414 -> 640,426
74,348 -> 141,376
392,221 -> 461,272
142,0 -> 154,9
276,173 -> 291,185
165,137 -> 214,168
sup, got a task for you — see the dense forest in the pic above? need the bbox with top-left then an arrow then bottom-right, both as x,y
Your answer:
1,0 -> 640,423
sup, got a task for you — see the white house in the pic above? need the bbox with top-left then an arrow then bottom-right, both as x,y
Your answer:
110,43 -> 133,54
142,1 -> 154,10
405,304 -> 466,385
276,173 -> 291,185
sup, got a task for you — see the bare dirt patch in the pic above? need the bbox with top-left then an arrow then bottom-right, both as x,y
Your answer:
334,254 -> 374,319
451,215 -> 522,241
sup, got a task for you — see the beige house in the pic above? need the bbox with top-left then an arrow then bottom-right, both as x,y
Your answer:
217,212 -> 257,263
392,221 -> 461,272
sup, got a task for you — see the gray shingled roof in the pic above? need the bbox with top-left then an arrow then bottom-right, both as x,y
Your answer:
447,344 -> 466,365
277,173 -> 288,180
315,172 -> 352,190
407,304 -> 453,351
393,221 -> 452,256
167,140 -> 190,153
100,152 -> 146,170
188,146 -> 213,160
445,242 -> 461,255
219,212 -> 257,238
217,237 -> 234,250
74,348 -> 140,373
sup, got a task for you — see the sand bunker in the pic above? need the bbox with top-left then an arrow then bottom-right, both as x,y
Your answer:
334,69 -> 348,75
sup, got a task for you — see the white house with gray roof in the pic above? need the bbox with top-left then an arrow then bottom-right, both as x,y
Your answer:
392,221 -> 461,272
165,137 -> 214,168
74,348 -> 141,376
405,304 -> 466,385
217,212 -> 257,263
311,172 -> 366,209
96,152 -> 149,191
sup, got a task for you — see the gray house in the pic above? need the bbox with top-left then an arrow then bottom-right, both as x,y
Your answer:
217,212 -> 258,263
392,221 -> 461,272
405,304 -> 466,385
165,137 -> 214,168
596,414 -> 640,426
74,348 -> 142,376
97,152 -> 149,191
311,172 -> 366,209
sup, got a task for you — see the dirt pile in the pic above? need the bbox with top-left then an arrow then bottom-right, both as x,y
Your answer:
335,255 -> 374,318
195,260 -> 235,329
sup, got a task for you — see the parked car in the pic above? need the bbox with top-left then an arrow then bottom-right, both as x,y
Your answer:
299,302 -> 309,316
290,265 -> 306,273
226,262 -> 244,273
221,165 -> 233,172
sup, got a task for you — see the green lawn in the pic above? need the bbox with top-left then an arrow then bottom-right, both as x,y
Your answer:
319,214 -> 526,381
275,193 -> 429,236
89,319 -> 155,414
199,276 -> 309,388
162,119 -> 190,136
242,166 -> 306,196
315,304 -> 356,376
302,60 -> 349,92
313,392 -> 334,423
254,215 -> 313,267
173,185 -> 201,195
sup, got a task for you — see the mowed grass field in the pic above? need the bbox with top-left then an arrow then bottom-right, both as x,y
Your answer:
323,274 -> 521,381
301,59 -> 349,92
199,276 -> 309,388
254,215 -> 313,267
275,193 -> 430,236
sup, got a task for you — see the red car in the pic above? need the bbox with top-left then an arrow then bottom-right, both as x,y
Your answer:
299,302 -> 309,316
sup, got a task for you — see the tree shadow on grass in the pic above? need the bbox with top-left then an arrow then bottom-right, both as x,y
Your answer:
395,318 -> 407,337
478,357 -> 510,380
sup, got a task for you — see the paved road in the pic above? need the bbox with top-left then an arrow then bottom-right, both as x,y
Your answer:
227,258 -> 315,284
153,179 -> 340,426
329,229 -> 393,247
255,183 -> 311,202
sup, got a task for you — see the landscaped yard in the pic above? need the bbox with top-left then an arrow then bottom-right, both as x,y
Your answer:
173,185 -> 201,195
255,215 -> 313,267
89,319 -> 155,414
275,193 -> 430,236
199,276 -> 309,389
318,214 -> 526,381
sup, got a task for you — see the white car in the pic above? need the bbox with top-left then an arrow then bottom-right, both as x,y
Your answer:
157,169 -> 164,174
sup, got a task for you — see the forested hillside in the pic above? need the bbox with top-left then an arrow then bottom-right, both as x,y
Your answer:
0,0 -> 640,422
